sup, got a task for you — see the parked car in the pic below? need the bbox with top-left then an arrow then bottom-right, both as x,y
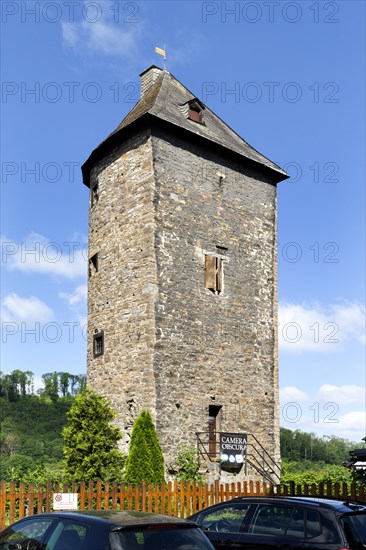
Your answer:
0,510 -> 216,550
188,495 -> 366,549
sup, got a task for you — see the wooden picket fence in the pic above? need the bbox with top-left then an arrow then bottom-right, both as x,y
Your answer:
0,479 -> 365,530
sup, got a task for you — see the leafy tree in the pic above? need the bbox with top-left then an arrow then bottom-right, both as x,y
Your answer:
0,454 -> 36,480
124,410 -> 165,484
59,372 -> 70,397
42,372 -> 59,401
175,445 -> 204,483
62,388 -> 125,482
280,428 -> 356,464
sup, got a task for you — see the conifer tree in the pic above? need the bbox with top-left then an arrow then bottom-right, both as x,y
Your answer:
62,388 -> 125,482
124,410 -> 165,483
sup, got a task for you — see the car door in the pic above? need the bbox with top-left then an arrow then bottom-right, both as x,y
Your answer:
0,517 -> 55,549
194,502 -> 252,549
237,503 -> 306,550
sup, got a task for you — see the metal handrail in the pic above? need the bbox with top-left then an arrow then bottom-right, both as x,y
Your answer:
195,431 -> 281,484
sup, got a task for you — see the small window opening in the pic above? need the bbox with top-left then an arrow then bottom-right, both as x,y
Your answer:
188,100 -> 204,124
91,180 -> 99,206
89,253 -> 98,278
93,331 -> 104,357
208,405 -> 222,458
205,255 -> 223,294
216,245 -> 228,255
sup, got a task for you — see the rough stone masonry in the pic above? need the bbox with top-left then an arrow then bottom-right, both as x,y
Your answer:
82,65 -> 288,482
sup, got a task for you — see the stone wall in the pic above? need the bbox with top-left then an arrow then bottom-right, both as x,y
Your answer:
87,129 -> 158,452
150,128 -> 280,477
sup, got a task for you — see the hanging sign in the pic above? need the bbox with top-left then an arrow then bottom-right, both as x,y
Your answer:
220,433 -> 247,471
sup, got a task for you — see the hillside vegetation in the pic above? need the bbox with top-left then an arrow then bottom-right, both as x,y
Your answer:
0,370 -> 85,481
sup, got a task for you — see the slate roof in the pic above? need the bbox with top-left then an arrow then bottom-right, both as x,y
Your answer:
82,66 -> 288,186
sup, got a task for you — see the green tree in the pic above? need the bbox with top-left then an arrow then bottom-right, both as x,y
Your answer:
42,372 -> 59,401
62,388 -> 125,482
124,410 -> 165,484
280,428 -> 356,464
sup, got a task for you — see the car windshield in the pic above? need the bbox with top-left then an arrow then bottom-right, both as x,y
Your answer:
342,512 -> 366,545
110,526 -> 214,550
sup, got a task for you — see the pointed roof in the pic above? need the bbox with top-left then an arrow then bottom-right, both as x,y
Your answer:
82,66 -> 288,186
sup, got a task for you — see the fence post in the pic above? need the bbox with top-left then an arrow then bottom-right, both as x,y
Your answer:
96,480 -> 102,510
87,481 -> 93,510
214,479 -> 220,503
161,482 -> 166,515
9,482 -> 16,524
28,483 -> 35,518
142,480 -> 146,512
173,480 -> 178,517
79,482 -> 86,510
45,480 -> 52,513
134,484 -> 140,512
186,482 -> 191,517
179,481 -> 185,518
0,480 -> 6,530
167,481 -> 172,515
18,482 -> 25,520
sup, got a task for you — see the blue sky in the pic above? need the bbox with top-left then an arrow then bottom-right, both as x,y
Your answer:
1,1 -> 365,443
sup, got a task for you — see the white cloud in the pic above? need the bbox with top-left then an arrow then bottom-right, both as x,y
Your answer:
338,411 -> 366,433
62,8 -> 142,58
61,20 -> 79,47
1,233 -> 87,279
1,293 -> 53,323
279,301 -> 365,353
317,384 -> 366,405
280,386 -> 309,402
59,284 -> 87,325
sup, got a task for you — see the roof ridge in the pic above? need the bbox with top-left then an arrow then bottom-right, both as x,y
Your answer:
82,67 -> 289,186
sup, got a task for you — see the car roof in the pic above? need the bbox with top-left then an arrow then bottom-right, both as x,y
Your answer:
228,496 -> 366,513
22,510 -> 199,529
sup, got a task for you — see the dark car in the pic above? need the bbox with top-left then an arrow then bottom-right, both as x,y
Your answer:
188,495 -> 366,549
0,510 -> 216,550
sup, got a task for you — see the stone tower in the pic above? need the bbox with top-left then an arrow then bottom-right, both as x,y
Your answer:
82,66 -> 288,482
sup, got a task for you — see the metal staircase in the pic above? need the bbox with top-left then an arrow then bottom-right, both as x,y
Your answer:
196,432 -> 281,485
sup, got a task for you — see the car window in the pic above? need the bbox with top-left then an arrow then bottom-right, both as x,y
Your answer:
0,518 -> 54,549
249,504 -> 294,535
306,510 -> 322,538
110,527 -> 215,550
342,512 -> 366,545
198,504 -> 251,533
45,520 -> 89,550
285,508 -> 305,538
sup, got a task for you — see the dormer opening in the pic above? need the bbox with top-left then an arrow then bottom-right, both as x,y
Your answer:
187,99 -> 205,124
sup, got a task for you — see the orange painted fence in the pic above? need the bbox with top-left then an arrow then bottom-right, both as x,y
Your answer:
0,479 -> 365,530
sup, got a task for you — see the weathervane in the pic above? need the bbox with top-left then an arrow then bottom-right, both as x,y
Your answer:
155,46 -> 166,71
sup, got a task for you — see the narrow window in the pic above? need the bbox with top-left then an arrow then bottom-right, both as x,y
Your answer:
208,405 -> 221,458
93,331 -> 104,357
205,255 -> 223,294
88,253 -> 98,278
91,180 -> 99,207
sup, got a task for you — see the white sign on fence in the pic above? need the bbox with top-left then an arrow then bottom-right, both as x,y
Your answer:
53,493 -> 78,510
